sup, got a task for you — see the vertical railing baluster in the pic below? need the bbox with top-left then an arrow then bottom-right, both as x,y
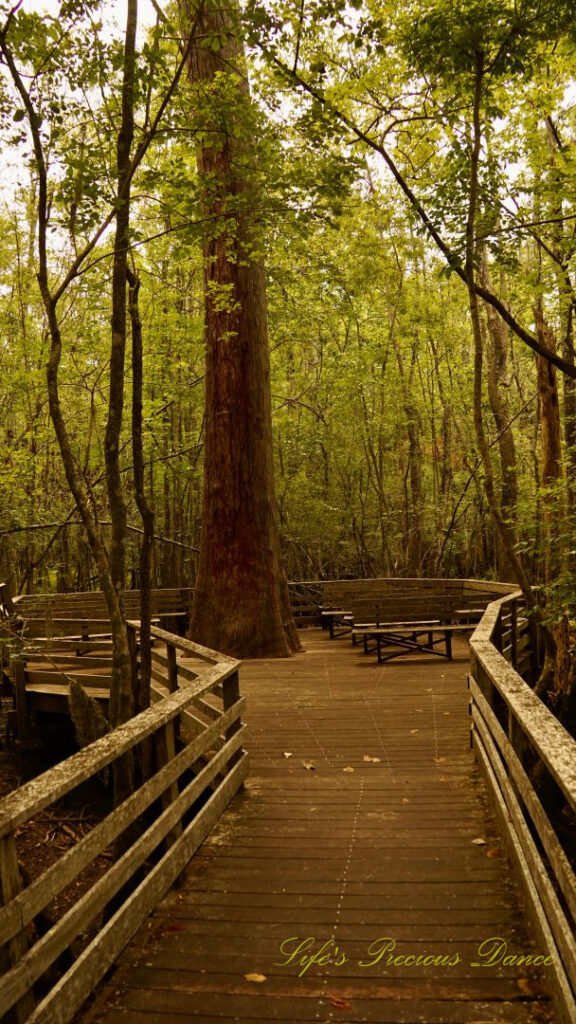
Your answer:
223,669 -> 242,773
493,609 -> 503,654
11,657 -> 31,746
155,636 -> 182,850
127,621 -> 138,703
167,642 -> 178,693
510,599 -> 518,670
0,833 -> 35,1022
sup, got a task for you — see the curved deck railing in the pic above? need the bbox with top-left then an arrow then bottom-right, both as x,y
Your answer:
0,623 -> 247,1024
2,578 -> 576,1022
469,592 -> 576,1024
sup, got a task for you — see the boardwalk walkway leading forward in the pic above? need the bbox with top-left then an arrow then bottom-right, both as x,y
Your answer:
83,629 -> 555,1024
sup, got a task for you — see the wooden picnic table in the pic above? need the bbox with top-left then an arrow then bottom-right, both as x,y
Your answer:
352,623 -> 477,663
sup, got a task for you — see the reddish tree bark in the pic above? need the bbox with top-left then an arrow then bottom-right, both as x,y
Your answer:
179,0 -> 299,657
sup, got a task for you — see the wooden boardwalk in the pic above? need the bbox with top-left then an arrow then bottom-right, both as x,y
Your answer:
82,629 -> 556,1024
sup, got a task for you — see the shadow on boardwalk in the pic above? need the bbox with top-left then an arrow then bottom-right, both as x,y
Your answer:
81,629 -> 556,1024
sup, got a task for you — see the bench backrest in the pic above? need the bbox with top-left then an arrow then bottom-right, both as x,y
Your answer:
346,595 -> 502,624
320,578 -> 465,608
12,588 -> 193,637
318,578 -> 511,624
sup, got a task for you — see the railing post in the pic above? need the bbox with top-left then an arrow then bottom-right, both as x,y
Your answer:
0,833 -> 35,1022
223,669 -> 242,774
127,622 -> 138,701
510,599 -> 518,669
0,583 -> 15,618
155,638 -> 182,852
166,642 -> 178,693
493,610 -> 503,654
507,708 -> 531,771
11,657 -> 32,746
527,612 -> 540,686
44,596 -> 53,639
467,674 -> 474,750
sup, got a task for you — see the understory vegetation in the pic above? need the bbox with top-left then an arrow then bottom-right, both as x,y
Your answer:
0,0 -> 576,701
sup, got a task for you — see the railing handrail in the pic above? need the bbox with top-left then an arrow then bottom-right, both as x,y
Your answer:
289,575 -> 517,589
12,585 -> 193,602
469,589 -> 576,1024
470,590 -> 576,813
0,621 -> 247,1024
0,657 -> 239,841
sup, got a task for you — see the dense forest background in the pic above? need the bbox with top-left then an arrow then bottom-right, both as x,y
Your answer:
0,0 -> 575,616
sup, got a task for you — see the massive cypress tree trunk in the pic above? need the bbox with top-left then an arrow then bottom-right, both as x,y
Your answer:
179,0 -> 299,657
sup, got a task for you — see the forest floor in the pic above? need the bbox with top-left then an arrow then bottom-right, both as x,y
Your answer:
0,734 -> 112,932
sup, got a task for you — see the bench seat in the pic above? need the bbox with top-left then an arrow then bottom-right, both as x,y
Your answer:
320,608 -> 353,638
353,623 -> 476,663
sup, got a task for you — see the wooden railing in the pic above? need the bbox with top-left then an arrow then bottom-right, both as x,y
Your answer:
9,587 -> 193,639
0,624 -> 248,1024
0,583 -> 15,620
469,592 -> 576,1024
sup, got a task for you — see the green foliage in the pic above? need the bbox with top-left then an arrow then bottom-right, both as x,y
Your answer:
0,0 -> 575,608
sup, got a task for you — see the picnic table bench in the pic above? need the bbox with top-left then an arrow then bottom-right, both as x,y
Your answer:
320,608 -> 353,638
316,578 -> 511,661
352,622 -> 477,662
7,587 -> 193,638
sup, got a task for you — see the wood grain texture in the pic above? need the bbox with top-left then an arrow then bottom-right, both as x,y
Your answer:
81,629 -> 556,1024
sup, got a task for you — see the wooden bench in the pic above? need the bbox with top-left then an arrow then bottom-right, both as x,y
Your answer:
321,609 -> 353,638
288,582 -> 322,627
322,599 -> 491,640
289,577 -> 514,639
317,578 -> 508,640
352,623 -> 477,662
11,587 -> 193,638
313,578 -> 514,666
352,619 -> 440,644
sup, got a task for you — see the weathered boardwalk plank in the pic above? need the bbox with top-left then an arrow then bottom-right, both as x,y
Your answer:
80,630 -> 556,1023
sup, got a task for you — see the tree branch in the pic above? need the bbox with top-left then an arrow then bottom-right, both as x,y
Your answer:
260,49 -> 576,379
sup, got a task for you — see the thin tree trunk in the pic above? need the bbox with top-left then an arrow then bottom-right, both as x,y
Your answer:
544,118 -> 576,499
128,268 -> 154,716
104,0 -> 139,731
388,271 -> 424,574
465,58 -> 535,603
479,254 -> 519,576
106,0 -> 136,595
533,307 -> 570,699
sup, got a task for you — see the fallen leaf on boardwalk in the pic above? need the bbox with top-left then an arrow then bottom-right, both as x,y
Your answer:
302,761 -> 315,770
517,977 -> 545,997
402,798 -> 410,803
245,973 -> 266,983
283,752 -> 293,758
343,766 -> 355,773
330,996 -> 352,1010
434,756 -> 448,763
487,847 -> 501,858
363,755 -> 381,762
409,729 -> 419,734
472,838 -> 487,846
443,712 -> 451,716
